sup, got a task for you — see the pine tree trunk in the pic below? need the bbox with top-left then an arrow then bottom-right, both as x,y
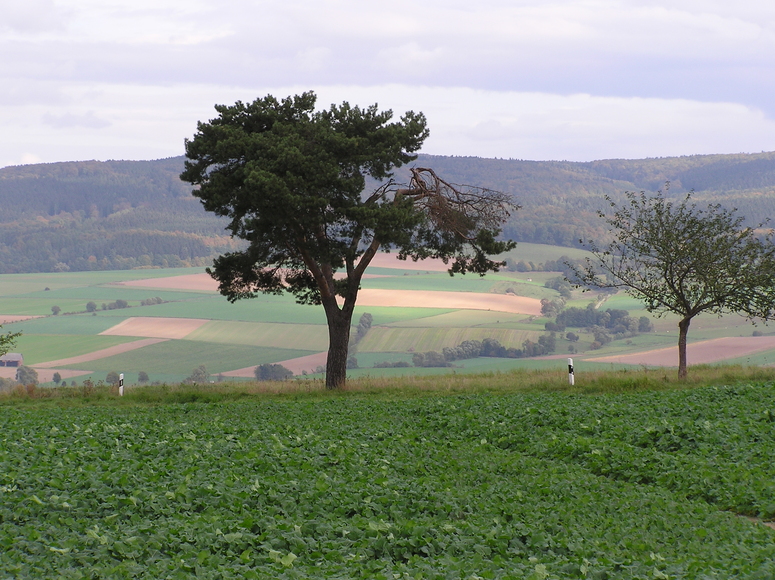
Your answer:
324,305 -> 354,390
678,317 -> 691,379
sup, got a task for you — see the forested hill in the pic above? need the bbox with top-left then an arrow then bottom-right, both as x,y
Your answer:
1,151 -> 774,273
405,152 -> 775,248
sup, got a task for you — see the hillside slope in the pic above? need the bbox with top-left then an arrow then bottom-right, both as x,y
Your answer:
2,152 -> 774,273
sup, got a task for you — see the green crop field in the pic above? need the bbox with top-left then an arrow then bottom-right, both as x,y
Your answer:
56,340 -> 313,376
2,383 -> 774,578
20,286 -> 208,302
7,314 -> 129,336
13,334 -> 142,365
186,321 -> 329,351
0,297 -> 97,316
0,268 -> 206,296
358,327 -> 543,353
387,310 -> 529,328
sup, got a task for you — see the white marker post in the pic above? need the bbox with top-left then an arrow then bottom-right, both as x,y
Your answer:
119,373 -> 124,396
568,358 -> 575,386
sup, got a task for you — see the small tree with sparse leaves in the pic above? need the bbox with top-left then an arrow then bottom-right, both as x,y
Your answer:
571,189 -> 775,378
186,365 -> 210,384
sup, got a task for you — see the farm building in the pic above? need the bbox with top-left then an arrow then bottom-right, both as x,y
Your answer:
0,353 -> 23,367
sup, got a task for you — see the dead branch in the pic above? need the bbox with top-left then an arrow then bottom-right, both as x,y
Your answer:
395,167 -> 517,240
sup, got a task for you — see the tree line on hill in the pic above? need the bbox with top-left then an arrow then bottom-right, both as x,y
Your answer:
410,335 -> 559,367
2,152 -> 775,273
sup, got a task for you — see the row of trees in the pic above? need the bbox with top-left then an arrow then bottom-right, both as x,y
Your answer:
411,335 -> 558,367
546,303 -> 653,336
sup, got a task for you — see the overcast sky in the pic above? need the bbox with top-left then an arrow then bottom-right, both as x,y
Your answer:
1,0 -> 773,167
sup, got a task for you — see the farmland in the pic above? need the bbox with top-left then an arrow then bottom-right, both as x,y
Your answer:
2,381 -> 775,577
2,242 -> 775,387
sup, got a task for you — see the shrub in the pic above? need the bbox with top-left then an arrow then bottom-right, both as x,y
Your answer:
254,364 -> 293,381
16,366 -> 38,386
186,365 -> 210,384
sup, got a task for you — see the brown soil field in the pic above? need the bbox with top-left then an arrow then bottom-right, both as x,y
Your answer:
100,317 -> 210,339
223,351 -> 328,378
586,336 -> 775,366
34,338 -> 169,368
367,253 -> 450,271
118,273 -> 219,292
115,253 -> 452,293
347,289 -> 543,316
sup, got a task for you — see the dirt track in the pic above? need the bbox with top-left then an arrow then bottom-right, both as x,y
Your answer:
118,273 -> 219,292
586,336 -> 775,366
0,315 -> 41,324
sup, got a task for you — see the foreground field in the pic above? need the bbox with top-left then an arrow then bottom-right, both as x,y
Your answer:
1,378 -> 775,578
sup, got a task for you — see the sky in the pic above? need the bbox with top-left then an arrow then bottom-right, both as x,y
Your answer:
1,0 -> 774,167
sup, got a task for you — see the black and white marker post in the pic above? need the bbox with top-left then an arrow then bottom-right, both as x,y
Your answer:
119,373 -> 124,396
568,358 -> 575,386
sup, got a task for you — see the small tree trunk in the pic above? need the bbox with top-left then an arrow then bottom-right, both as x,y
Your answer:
323,305 -> 354,390
677,317 -> 691,379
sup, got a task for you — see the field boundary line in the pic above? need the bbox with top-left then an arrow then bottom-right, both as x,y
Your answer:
34,338 -> 170,368
586,336 -> 775,366
223,351 -> 328,377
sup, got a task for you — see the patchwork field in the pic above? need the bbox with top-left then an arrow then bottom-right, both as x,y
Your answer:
358,327 -> 542,353
2,243 -> 775,386
186,320 -> 329,351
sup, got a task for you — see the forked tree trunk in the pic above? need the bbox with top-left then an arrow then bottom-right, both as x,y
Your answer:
323,303 -> 355,390
677,317 -> 691,379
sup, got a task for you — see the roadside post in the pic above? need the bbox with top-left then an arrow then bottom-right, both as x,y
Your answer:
568,358 -> 574,386
119,373 -> 124,396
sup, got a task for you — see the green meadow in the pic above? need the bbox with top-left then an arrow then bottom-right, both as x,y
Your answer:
357,327 -> 542,353
13,335 -> 140,366
57,341 -> 313,376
